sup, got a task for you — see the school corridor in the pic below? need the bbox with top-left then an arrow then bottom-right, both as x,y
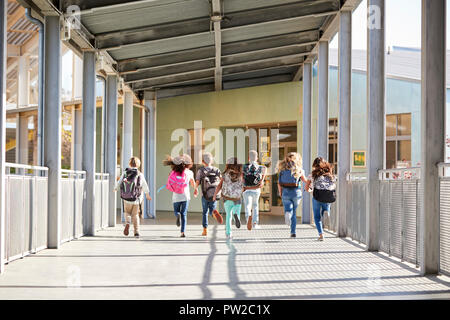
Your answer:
0,213 -> 449,300
1,0 -> 450,300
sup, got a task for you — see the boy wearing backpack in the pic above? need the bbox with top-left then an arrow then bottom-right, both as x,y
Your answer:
194,152 -> 224,236
115,157 -> 152,238
162,154 -> 195,238
242,150 -> 266,230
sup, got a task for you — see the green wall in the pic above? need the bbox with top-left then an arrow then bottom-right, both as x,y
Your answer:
155,82 -> 303,212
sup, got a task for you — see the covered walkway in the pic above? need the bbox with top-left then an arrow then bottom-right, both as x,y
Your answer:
1,0 -> 450,301
1,215 -> 450,300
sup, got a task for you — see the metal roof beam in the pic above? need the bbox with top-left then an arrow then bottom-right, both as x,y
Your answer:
212,0 -> 222,91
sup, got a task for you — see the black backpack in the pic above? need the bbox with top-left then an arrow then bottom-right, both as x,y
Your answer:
243,164 -> 263,187
120,168 -> 142,202
201,167 -> 221,201
312,175 -> 336,203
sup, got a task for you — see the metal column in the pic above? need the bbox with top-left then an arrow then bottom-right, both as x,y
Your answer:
44,16 -> 62,248
0,0 -> 7,273
73,108 -> 83,170
420,0 -> 446,275
17,115 -> 29,164
302,62 -> 312,224
337,10 -> 352,237
144,91 -> 157,219
317,41 -> 329,160
105,75 -> 118,227
366,0 -> 385,251
122,90 -> 133,169
82,51 -> 96,236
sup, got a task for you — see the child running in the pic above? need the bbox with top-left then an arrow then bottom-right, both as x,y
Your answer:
213,157 -> 244,239
305,157 -> 337,241
115,156 -> 152,238
194,152 -> 224,236
277,152 -> 308,238
162,154 -> 195,238
242,150 -> 266,230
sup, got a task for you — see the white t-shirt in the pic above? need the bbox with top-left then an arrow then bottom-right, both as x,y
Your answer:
172,169 -> 194,203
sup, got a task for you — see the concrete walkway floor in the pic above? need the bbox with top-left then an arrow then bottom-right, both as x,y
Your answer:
1,214 -> 450,300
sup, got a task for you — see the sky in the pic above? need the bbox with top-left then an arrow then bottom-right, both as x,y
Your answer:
330,0 -> 450,50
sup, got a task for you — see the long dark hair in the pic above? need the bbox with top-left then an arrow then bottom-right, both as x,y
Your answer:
162,155 -> 186,174
311,157 -> 334,180
223,157 -> 242,182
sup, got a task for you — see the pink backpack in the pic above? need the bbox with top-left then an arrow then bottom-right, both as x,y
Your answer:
166,170 -> 187,194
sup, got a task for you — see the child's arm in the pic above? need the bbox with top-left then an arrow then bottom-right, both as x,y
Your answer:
212,178 -> 224,201
114,173 -> 124,192
194,180 -> 201,197
141,176 -> 152,201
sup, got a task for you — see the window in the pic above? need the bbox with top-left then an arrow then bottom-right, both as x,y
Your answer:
328,118 -> 338,171
386,113 -> 412,169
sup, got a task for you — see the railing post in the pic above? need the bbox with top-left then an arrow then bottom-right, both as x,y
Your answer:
144,91 -> 157,219
317,41 -> 329,160
0,0 -> 7,274
420,0 -> 446,276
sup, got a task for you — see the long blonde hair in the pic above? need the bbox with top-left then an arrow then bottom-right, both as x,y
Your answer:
278,152 -> 303,179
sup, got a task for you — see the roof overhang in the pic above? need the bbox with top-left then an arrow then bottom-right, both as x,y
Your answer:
16,0 -> 363,99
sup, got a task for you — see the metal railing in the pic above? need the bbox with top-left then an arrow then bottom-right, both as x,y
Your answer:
378,167 -> 421,266
438,163 -> 450,276
94,173 -> 110,231
60,170 -> 86,243
4,163 -> 48,263
346,172 -> 368,244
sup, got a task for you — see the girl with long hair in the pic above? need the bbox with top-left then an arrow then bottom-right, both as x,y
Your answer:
305,157 -> 336,241
213,157 -> 244,239
277,152 -> 308,238
162,154 -> 195,238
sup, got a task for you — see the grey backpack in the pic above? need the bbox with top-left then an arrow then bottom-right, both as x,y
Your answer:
201,167 -> 221,201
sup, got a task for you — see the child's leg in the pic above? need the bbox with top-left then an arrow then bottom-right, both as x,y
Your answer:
131,204 -> 140,234
253,192 -> 260,225
180,201 -> 188,233
201,197 -> 208,228
123,203 -> 132,225
224,200 -> 234,236
243,191 -> 252,222
173,202 -> 181,217
312,198 -> 323,236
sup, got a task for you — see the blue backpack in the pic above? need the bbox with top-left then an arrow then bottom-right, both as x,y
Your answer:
279,169 -> 300,188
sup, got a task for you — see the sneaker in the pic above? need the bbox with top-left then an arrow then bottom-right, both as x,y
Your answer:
290,234 -> 296,238
202,228 -> 207,236
226,234 -> 233,239
233,214 -> 241,229
212,210 -> 223,224
123,224 -> 130,236
247,215 -> 253,231
134,233 -> 140,238
253,224 -> 261,230
176,215 -> 180,227
318,235 -> 324,241
180,233 -> 186,238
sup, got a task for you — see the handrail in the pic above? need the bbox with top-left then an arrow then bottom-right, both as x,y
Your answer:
61,169 -> 86,179
379,167 -> 421,181
5,162 -> 49,177
95,173 -> 110,180
346,172 -> 368,182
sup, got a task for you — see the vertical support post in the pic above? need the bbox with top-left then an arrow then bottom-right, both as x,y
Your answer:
337,10 -> 352,237
73,107 -> 83,170
366,0 -> 385,252
17,54 -> 30,108
0,0 -> 7,273
302,62 -> 312,224
144,91 -> 157,219
122,90 -> 133,169
318,41 -> 329,160
420,0 -> 446,275
105,75 -> 118,227
44,16 -> 62,248
82,51 -> 96,236
17,114 -> 29,164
